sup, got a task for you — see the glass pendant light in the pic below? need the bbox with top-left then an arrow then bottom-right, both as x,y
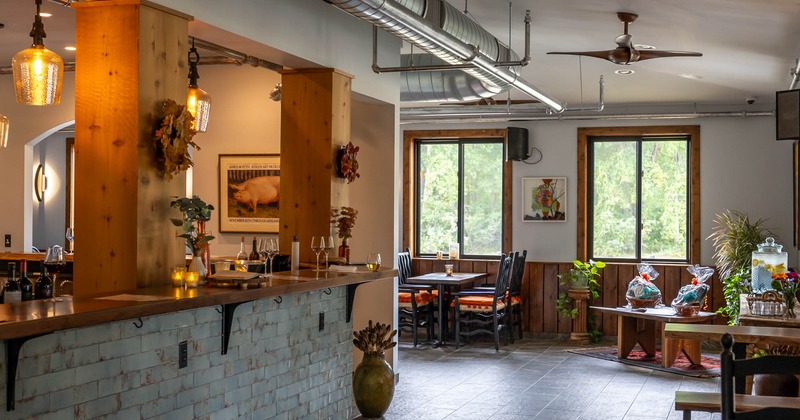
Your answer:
186,38 -> 211,133
0,114 -> 9,148
12,0 -> 64,106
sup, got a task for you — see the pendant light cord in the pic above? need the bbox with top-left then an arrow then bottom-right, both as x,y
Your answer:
188,38 -> 200,88
31,0 -> 47,46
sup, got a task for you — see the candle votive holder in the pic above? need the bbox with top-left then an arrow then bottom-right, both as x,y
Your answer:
445,264 -> 454,276
171,266 -> 186,287
185,271 -> 200,288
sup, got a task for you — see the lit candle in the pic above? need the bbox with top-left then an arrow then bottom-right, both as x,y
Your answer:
445,264 -> 453,276
171,266 -> 186,287
185,271 -> 200,288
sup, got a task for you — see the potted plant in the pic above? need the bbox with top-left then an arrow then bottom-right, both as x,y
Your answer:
331,206 -> 358,263
170,195 -> 215,275
556,259 -> 605,343
352,320 -> 396,418
707,210 -> 771,325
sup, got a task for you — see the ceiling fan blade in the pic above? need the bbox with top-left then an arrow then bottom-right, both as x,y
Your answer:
547,50 -> 615,60
637,49 -> 703,61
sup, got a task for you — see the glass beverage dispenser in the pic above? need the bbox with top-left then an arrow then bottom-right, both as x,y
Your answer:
751,237 -> 788,292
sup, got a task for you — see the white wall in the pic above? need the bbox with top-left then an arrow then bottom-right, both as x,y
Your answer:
403,116 -> 795,267
32,131 -> 71,250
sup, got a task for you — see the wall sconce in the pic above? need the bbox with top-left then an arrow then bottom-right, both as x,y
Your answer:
35,164 -> 47,202
186,38 -> 211,133
0,114 -> 8,148
12,0 -> 64,106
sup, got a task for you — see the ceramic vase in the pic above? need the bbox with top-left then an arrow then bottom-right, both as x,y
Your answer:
352,352 -> 394,418
752,373 -> 799,397
188,255 -> 207,279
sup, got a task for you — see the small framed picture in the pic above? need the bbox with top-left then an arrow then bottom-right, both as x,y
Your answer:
219,154 -> 280,233
522,177 -> 566,222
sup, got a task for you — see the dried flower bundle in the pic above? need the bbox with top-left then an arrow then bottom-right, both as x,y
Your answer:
353,320 -> 397,355
155,99 -> 200,180
331,206 -> 358,241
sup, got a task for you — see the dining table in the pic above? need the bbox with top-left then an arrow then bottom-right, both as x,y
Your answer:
406,272 -> 488,347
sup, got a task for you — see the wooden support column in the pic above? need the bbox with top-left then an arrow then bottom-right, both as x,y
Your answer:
568,289 -> 591,344
73,1 -> 190,295
279,69 -> 352,264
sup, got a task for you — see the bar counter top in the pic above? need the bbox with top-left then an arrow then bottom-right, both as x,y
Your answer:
0,267 -> 396,340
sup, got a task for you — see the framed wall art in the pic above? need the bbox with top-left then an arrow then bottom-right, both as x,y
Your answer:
522,177 -> 566,222
219,154 -> 280,233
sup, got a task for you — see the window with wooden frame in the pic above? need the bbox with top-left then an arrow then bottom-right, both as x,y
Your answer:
577,126 -> 701,264
403,129 -> 512,258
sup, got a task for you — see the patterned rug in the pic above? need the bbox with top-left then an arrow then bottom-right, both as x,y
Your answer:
567,347 -> 720,378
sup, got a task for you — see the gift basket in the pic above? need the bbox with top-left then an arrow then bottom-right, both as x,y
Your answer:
626,263 -> 662,308
671,265 -> 713,316
746,290 -> 787,317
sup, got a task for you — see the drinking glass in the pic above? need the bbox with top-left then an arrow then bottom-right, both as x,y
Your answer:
258,237 -> 268,274
366,253 -> 381,272
323,235 -> 334,269
311,237 -> 323,270
65,227 -> 74,254
267,238 -> 279,273
44,245 -> 66,300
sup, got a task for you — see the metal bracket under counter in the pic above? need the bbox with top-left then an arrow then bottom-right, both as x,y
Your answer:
6,333 -> 50,411
346,283 -> 364,323
221,301 -> 253,355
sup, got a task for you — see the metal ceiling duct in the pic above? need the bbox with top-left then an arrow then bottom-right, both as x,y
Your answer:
400,54 -> 506,102
327,0 -> 564,111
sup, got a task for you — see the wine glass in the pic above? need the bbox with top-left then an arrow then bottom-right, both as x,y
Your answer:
43,246 -> 66,301
366,253 -> 381,272
267,238 -> 279,274
258,238 -> 268,274
311,237 -> 323,271
322,235 -> 334,269
65,228 -> 74,254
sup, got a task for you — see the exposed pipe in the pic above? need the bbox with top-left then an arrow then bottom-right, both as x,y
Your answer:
191,37 -> 282,72
327,0 -> 563,111
399,109 -> 773,124
562,75 -> 604,112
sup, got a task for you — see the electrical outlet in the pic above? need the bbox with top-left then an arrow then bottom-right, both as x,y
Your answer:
179,341 -> 188,368
4,234 -> 10,248
319,312 -> 325,331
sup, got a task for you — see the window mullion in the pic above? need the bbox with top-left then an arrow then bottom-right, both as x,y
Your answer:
635,139 -> 643,262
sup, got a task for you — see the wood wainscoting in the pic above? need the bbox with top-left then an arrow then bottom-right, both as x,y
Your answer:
411,259 -> 726,337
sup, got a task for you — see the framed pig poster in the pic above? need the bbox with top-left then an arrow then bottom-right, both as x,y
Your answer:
219,154 -> 280,233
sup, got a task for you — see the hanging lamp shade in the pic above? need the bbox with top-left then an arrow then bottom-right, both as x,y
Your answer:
186,38 -> 211,132
0,114 -> 9,148
12,0 -> 63,106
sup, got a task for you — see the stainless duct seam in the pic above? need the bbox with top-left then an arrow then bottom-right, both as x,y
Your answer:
399,110 -> 774,124
328,0 -> 563,111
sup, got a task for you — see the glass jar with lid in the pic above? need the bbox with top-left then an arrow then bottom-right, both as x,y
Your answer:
751,237 -> 788,292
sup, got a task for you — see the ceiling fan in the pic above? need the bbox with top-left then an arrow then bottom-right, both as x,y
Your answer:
547,12 -> 703,65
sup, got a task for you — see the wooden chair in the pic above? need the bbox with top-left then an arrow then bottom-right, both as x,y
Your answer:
397,251 -> 435,346
452,254 -> 512,351
721,332 -> 800,419
506,250 -> 527,343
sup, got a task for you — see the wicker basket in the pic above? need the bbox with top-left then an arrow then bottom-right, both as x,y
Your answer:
627,297 -> 658,309
673,304 -> 700,317
746,290 -> 786,317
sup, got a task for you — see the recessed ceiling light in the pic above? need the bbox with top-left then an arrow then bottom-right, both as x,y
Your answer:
679,73 -> 702,80
65,46 -> 76,51
634,44 -> 656,50
39,12 -> 53,18
615,69 -> 635,75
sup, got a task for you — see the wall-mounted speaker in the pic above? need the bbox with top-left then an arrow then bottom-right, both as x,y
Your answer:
507,127 -> 529,161
777,89 -> 800,140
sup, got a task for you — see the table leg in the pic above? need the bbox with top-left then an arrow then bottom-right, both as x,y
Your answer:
637,319 -> 657,356
618,316 -> 638,358
433,284 -> 446,347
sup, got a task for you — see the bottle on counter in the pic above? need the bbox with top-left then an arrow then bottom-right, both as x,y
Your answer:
35,266 -> 53,300
291,235 -> 300,271
3,262 -> 21,303
235,236 -> 248,272
19,259 -> 33,301
249,236 -> 259,260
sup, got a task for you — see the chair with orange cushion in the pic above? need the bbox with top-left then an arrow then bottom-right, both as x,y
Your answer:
452,254 -> 512,351
397,250 -> 435,346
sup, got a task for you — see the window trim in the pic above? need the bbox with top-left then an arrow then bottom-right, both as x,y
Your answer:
403,129 -> 512,258
577,126 -> 701,264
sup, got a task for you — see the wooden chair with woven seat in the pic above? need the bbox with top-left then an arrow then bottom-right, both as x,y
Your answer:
506,250 -> 527,343
452,254 -> 512,351
721,332 -> 800,419
397,250 -> 435,346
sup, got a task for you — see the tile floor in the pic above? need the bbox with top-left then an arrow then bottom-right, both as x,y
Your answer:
384,336 -> 722,420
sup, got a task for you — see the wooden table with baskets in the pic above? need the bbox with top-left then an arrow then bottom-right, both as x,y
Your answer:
591,306 -> 717,368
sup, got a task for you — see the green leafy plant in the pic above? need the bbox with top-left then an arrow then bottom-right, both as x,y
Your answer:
707,210 -> 772,325
556,260 -> 605,343
170,195 -> 214,256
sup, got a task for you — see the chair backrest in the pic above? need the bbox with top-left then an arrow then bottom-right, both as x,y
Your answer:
397,251 -> 412,285
720,333 -> 800,419
508,250 -> 527,297
493,254 -> 512,300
